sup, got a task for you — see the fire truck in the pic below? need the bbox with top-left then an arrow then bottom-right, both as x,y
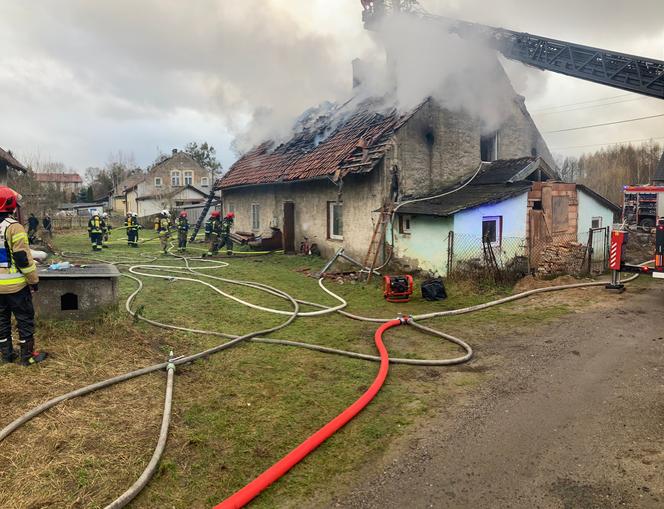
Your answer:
607,223 -> 664,288
623,186 -> 664,229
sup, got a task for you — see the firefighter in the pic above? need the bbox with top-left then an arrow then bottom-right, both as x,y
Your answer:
27,213 -> 39,244
154,210 -> 172,254
101,212 -> 112,248
42,214 -> 53,241
0,187 -> 47,366
219,212 -> 235,255
204,215 -> 213,242
87,212 -> 105,251
176,211 -> 189,252
125,212 -> 140,248
204,211 -> 222,257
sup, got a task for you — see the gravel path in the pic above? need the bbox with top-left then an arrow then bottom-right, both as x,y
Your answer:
327,283 -> 664,509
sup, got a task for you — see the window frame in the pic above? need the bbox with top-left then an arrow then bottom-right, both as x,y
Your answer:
251,203 -> 260,230
591,216 -> 603,229
328,201 -> 343,240
171,170 -> 181,187
183,171 -> 193,186
154,177 -> 162,188
201,177 -> 210,187
398,214 -> 412,234
480,131 -> 499,162
482,215 -> 503,247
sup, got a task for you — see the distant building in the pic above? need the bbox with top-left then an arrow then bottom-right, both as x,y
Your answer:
33,172 -> 83,195
112,149 -> 212,217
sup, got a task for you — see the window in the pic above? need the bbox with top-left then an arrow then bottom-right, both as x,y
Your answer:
591,217 -> 602,229
328,201 -> 343,240
201,177 -> 209,187
171,171 -> 181,186
227,203 -> 235,214
154,177 -> 162,188
184,171 -> 193,186
482,216 -> 503,245
480,131 -> 499,162
399,214 -> 412,234
251,203 -> 260,230
552,196 -> 569,232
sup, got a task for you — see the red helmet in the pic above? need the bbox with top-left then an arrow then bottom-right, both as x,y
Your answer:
179,211 -> 187,217
225,212 -> 235,220
210,210 -> 221,218
0,187 -> 19,213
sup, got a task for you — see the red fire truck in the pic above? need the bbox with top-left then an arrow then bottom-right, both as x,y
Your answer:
608,222 -> 664,289
623,186 -> 664,229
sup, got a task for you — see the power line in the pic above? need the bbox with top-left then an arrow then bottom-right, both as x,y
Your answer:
544,113 -> 664,134
551,136 -> 664,151
531,93 -> 633,113
533,97 -> 647,117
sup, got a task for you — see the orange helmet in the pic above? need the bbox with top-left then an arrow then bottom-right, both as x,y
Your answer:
0,187 -> 19,213
225,212 -> 235,220
179,211 -> 187,217
210,211 -> 221,218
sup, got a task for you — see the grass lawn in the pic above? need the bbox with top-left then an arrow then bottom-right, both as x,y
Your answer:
0,230 -> 612,508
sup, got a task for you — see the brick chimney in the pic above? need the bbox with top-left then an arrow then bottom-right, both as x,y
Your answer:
172,148 -> 178,155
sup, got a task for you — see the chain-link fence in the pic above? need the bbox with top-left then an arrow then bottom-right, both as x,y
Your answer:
446,227 -> 609,282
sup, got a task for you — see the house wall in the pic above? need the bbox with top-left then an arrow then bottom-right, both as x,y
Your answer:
141,152 -> 210,197
392,193 -> 529,275
223,162 -> 388,260
391,69 -> 554,199
577,189 -> 615,238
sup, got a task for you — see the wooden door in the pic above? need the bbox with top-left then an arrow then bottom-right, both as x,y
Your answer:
283,202 -> 295,253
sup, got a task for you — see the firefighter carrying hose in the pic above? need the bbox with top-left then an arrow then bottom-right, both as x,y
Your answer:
0,187 -> 47,366
125,212 -> 141,248
176,211 -> 189,252
154,210 -> 172,254
87,212 -> 105,251
101,212 -> 112,248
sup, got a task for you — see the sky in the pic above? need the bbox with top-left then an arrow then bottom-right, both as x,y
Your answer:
1,0 -> 663,175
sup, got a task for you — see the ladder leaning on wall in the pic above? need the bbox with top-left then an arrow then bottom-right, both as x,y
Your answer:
189,186 -> 218,242
362,205 -> 393,283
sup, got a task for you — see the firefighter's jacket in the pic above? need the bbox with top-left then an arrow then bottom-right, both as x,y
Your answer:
176,218 -> 189,232
124,216 -> 140,231
155,217 -> 171,236
0,217 -> 38,294
88,216 -> 105,234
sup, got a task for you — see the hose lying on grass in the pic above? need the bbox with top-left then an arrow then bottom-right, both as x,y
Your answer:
0,246 -> 649,508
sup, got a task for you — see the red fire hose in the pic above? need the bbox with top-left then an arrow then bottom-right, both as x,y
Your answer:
213,318 -> 402,509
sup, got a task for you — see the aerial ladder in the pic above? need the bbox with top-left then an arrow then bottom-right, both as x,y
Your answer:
360,0 -> 664,282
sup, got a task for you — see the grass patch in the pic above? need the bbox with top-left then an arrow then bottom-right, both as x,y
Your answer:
0,230 -> 612,508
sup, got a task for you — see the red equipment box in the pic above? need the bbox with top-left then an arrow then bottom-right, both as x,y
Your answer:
383,275 -> 414,303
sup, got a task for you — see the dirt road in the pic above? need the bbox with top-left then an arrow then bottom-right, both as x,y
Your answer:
329,283 -> 664,509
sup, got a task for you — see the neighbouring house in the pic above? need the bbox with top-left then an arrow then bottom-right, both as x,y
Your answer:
33,172 -> 83,196
0,147 -> 27,185
393,157 -> 620,275
113,149 -> 212,217
219,57 -> 555,261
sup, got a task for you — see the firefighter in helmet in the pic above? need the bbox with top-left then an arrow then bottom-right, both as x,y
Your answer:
204,215 -> 213,242
204,211 -> 222,257
0,187 -> 47,366
154,210 -> 172,254
125,212 -> 140,248
87,212 -> 105,251
176,211 -> 189,252
219,212 -> 235,255
101,212 -> 112,247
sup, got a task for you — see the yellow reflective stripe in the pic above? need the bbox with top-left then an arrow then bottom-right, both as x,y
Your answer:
11,232 -> 28,245
20,263 -> 36,274
0,275 -> 25,285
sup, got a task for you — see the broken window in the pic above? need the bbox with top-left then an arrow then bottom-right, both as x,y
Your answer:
328,201 -> 343,240
171,171 -> 181,186
480,131 -> 499,162
552,196 -> 569,232
184,171 -> 193,186
399,214 -> 412,234
251,203 -> 260,230
482,216 -> 502,245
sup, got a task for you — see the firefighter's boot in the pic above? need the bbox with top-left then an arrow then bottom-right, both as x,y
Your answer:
19,337 -> 48,366
0,337 -> 16,364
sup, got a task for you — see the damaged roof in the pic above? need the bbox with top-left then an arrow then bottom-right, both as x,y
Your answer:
397,182 -> 533,217
219,99 -> 423,189
0,147 -> 27,172
471,157 -> 557,185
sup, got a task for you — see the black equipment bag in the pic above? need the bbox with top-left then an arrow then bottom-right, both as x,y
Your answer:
421,278 -> 447,301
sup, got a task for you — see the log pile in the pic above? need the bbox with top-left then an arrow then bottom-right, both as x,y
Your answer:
535,241 -> 587,277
